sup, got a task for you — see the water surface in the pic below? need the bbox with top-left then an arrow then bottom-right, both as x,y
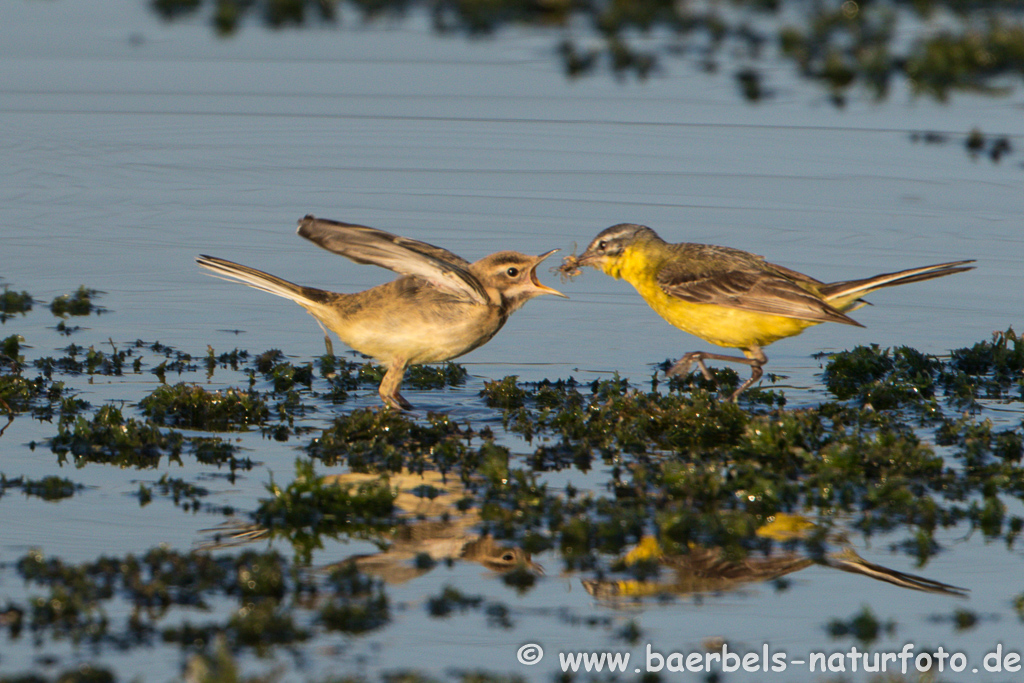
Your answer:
1,0 -> 1023,680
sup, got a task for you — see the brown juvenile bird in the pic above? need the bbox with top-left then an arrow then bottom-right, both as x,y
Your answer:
197,215 -> 565,409
563,224 -> 974,400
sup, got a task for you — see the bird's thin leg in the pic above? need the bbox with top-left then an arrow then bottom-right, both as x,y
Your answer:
379,361 -> 413,411
726,346 -> 768,402
667,347 -> 767,402
0,396 -> 13,438
312,318 -> 335,356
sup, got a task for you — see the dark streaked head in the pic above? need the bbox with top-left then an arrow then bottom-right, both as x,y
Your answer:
561,223 -> 663,278
472,249 -> 566,312
579,223 -> 659,261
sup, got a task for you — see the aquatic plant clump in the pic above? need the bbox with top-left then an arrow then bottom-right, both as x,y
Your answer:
823,329 -> 1024,407
49,404 -> 187,468
49,286 -> 108,317
0,374 -> 48,414
254,459 -> 397,563
139,383 -> 270,431
307,408 -> 473,473
318,562 -> 390,633
404,361 -> 470,390
822,344 -> 943,409
0,474 -> 83,501
8,545 -> 386,655
474,368 -> 1022,566
0,285 -> 33,322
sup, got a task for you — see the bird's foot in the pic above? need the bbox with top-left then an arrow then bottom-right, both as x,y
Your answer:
667,353 -> 717,383
723,387 -> 743,403
381,392 -> 414,411
666,357 -> 693,378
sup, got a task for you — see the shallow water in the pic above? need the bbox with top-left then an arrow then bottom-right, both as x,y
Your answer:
2,0 -> 1024,681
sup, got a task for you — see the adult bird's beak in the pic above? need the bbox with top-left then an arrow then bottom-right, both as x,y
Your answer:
530,249 -> 568,298
572,246 -> 602,268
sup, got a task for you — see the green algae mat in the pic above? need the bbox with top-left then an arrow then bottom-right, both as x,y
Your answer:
1,285 -> 1023,682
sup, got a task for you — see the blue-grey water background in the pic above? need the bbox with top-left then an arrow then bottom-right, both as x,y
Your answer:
2,0 -> 1023,680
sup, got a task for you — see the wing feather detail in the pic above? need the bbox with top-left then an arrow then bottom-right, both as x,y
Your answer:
297,215 -> 488,304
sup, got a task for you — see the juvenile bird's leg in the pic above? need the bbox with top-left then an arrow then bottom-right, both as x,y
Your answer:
313,318 -> 335,356
379,360 -> 413,411
667,347 -> 767,402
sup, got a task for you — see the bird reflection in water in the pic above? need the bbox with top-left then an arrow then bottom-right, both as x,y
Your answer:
321,470 -> 541,583
581,514 -> 966,602
202,469 -> 540,583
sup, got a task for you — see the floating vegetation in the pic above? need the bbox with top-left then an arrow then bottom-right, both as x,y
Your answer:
188,436 -> 254,474
963,127 -> 1015,162
253,459 -> 397,563
0,373 -> 47,414
826,606 -> 897,645
318,563 -> 390,633
0,285 -> 32,323
204,345 -> 249,375
307,408 -> 473,473
821,344 -> 942,411
136,473 -> 236,515
820,329 -> 1024,409
426,585 -> 484,617
35,342 -> 138,377
139,383 -> 270,431
480,375 -> 527,410
49,286 -> 107,318
148,0 -> 1024,104
3,293 -> 1024,681
258,358 -> 314,393
405,361 -> 469,390
140,340 -> 198,381
470,366 -> 1024,569
1,334 -> 24,367
0,474 -> 83,501
352,361 -> 469,391
49,404 -> 186,468
9,546 -> 335,656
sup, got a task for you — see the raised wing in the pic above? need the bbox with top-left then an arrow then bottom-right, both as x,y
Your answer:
656,245 -> 861,326
297,215 -> 488,304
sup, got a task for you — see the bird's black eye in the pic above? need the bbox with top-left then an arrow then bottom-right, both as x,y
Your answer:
598,240 -> 608,251
506,267 -> 519,277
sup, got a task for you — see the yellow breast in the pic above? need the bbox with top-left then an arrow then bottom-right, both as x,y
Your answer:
607,248 -> 820,350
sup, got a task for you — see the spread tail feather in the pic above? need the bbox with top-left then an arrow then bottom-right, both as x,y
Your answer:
196,255 -> 331,307
822,260 -> 975,308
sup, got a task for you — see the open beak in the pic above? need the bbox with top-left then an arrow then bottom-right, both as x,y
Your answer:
530,249 -> 568,298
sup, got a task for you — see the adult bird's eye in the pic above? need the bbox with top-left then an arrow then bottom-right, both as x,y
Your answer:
598,240 -> 607,251
506,267 -> 519,277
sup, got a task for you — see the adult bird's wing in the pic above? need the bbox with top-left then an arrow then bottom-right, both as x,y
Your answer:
297,215 -> 488,304
656,245 -> 862,326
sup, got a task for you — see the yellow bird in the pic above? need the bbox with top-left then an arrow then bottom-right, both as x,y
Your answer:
563,224 -> 974,400
198,215 -> 565,410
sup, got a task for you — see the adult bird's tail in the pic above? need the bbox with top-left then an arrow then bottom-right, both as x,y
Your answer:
822,260 -> 976,311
